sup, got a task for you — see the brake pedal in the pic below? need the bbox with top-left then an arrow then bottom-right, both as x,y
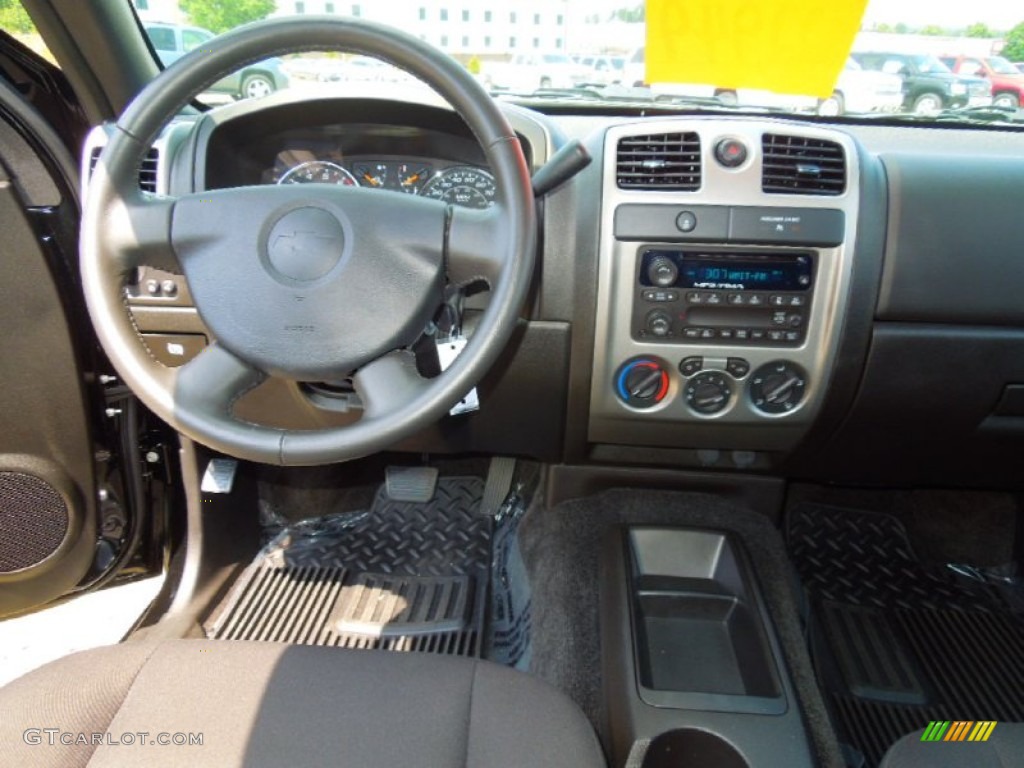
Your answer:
385,465 -> 439,503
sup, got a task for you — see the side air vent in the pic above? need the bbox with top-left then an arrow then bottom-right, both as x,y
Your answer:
762,134 -> 845,195
88,146 -> 160,193
617,132 -> 701,190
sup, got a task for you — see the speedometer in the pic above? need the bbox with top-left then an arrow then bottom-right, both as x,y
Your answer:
278,160 -> 359,186
420,166 -> 496,209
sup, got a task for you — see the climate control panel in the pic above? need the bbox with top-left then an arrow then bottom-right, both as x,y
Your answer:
614,355 -> 808,418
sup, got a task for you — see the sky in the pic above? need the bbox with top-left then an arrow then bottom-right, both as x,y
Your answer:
862,0 -> 1023,31
564,1 -> 1022,34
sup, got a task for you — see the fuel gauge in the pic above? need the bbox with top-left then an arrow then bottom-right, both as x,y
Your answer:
397,163 -> 432,194
353,162 -> 389,189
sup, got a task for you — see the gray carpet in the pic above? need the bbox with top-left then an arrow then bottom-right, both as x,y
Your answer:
518,488 -> 844,768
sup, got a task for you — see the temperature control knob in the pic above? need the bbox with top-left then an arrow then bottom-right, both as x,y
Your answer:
646,255 -> 679,287
685,371 -> 732,415
749,361 -> 808,414
615,359 -> 670,409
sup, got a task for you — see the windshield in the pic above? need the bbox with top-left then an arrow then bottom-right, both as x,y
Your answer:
121,0 -> 1024,122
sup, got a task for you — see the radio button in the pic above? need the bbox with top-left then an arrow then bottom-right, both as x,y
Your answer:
735,329 -> 750,341
687,292 -> 703,304
770,295 -> 787,307
748,294 -> 765,306
683,328 -> 702,339
769,330 -> 786,341
785,331 -> 801,342
719,329 -> 735,340
787,314 -> 803,327
727,293 -> 744,305
772,311 -> 788,326
751,329 -> 766,341
679,356 -> 704,376
706,292 -> 723,305
789,295 -> 806,307
700,328 -> 716,339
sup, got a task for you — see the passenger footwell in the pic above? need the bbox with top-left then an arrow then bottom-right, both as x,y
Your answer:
787,503 -> 1024,768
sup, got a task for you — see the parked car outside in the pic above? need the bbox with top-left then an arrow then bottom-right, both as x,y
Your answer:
143,22 -> 289,99
578,54 -> 626,85
851,51 -> 991,114
939,55 -> 1024,109
818,56 -> 905,115
483,53 -> 589,92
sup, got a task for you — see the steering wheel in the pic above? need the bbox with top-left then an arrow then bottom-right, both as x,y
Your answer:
81,17 -> 536,465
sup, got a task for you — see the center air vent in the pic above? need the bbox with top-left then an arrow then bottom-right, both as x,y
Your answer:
617,132 -> 701,191
762,134 -> 845,195
89,146 -> 160,193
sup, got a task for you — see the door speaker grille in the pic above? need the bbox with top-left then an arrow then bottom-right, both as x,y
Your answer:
0,472 -> 70,573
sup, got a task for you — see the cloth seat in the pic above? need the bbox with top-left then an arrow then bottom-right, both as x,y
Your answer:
880,724 -> 1024,768
0,639 -> 605,768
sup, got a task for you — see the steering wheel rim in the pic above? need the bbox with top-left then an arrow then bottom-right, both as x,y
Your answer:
81,17 -> 536,466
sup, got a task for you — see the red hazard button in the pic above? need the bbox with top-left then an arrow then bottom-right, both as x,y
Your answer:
714,137 -> 748,168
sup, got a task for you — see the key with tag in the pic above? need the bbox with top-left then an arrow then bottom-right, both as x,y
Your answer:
436,335 -> 480,416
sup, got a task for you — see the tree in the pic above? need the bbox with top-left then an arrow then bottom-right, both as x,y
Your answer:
613,5 -> 645,23
893,22 -> 909,34
1003,21 -> 1024,61
965,22 -> 994,38
0,0 -> 35,34
875,22 -> 892,33
180,0 -> 276,34
919,24 -> 945,36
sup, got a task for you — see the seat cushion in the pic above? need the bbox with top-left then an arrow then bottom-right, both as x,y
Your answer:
881,724 -> 1024,768
0,639 -> 605,768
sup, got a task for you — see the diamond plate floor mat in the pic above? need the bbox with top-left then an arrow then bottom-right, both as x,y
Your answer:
205,477 -> 489,656
787,503 -> 1024,768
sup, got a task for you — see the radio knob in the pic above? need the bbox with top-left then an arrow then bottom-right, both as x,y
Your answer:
645,310 -> 673,337
647,256 -> 679,287
749,361 -> 808,414
685,371 -> 732,415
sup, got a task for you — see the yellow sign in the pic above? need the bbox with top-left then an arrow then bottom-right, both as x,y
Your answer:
646,0 -> 868,98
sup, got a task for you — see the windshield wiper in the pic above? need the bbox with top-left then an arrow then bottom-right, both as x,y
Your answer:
493,85 -> 785,115
848,105 -> 1024,127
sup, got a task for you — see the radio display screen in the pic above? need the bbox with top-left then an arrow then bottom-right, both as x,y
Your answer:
641,250 -> 813,292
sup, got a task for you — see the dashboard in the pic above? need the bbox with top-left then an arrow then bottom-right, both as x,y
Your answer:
83,91 -> 1024,488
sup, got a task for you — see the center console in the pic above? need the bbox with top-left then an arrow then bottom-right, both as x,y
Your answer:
589,121 -> 860,458
601,527 -> 816,767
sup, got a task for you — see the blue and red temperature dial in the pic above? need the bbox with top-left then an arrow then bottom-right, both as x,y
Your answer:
615,358 -> 670,408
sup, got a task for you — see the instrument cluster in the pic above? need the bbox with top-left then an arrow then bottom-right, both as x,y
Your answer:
265,149 -> 496,209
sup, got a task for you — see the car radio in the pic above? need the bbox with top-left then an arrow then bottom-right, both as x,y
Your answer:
631,249 -> 815,346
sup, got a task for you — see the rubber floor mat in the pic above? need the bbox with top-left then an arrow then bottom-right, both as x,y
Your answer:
788,503 -> 1024,768
205,477 -> 489,656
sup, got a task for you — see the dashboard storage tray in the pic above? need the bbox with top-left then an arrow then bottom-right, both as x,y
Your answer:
628,528 -> 783,713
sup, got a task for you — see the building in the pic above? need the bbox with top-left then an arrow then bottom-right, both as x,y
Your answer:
272,0 -> 569,56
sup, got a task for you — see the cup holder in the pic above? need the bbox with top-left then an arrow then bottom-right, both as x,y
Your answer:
641,728 -> 749,768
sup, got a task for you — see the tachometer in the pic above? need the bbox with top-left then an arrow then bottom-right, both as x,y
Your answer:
278,160 -> 359,186
420,166 -> 496,209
